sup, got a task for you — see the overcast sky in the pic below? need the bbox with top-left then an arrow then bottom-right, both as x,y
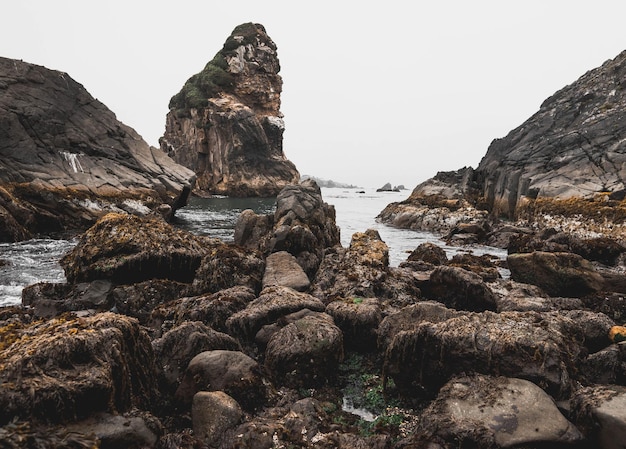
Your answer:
3,1 -> 626,189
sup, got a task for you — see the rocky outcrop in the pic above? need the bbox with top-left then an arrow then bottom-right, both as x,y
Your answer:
0,57 -> 195,242
380,50 -> 626,242
477,50 -> 626,217
160,23 -> 299,197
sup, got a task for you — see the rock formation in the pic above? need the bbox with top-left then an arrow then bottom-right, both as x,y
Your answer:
160,22 -> 300,197
380,49 -> 626,240
0,57 -> 196,242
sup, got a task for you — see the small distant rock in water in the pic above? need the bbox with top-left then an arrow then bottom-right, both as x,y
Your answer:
300,175 -> 359,189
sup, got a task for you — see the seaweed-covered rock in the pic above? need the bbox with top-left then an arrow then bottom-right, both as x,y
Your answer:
175,350 -> 266,412
507,251 -> 604,297
225,285 -> 326,341
0,312 -> 159,424
571,384 -> 626,447
415,374 -> 583,448
264,312 -> 344,388
150,286 -> 255,335
406,242 -> 448,266
326,298 -> 382,352
426,266 -> 497,312
311,229 -> 421,306
383,311 -> 583,398
190,243 -> 265,296
60,213 -> 216,284
152,321 -> 241,388
192,391 -> 242,447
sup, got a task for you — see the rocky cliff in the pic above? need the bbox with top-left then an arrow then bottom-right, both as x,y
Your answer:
477,49 -> 626,217
160,23 -> 300,197
380,49 -> 626,239
0,57 -> 196,242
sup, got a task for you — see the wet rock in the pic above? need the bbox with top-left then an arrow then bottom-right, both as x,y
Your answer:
326,298 -> 382,352
564,310 -> 614,353
571,384 -> 626,448
262,250 -> 310,291
416,374 -> 583,448
489,279 -> 586,313
152,321 -> 241,389
581,345 -> 624,385
311,229 -> 421,306
406,242 -> 448,266
225,285 -> 325,341
22,280 -> 114,318
507,251 -> 604,297
383,311 -> 583,398
583,292 -> 626,323
111,279 -> 188,324
60,213 -> 216,284
426,266 -> 497,312
264,312 -> 343,388
175,350 -> 266,411
234,179 -> 341,277
376,300 -> 462,352
65,411 -> 162,449
192,391 -> 242,447
0,312 -> 159,424
447,252 -> 501,282
150,286 -> 255,335
190,243 -> 265,296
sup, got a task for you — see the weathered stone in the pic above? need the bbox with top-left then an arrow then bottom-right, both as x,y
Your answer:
571,385 -> 626,448
0,312 -> 159,424
383,311 -> 583,398
264,312 -> 343,388
426,266 -> 497,312
152,321 -> 241,388
190,243 -> 265,296
417,374 -> 583,448
326,298 -> 382,352
263,250 -> 310,291
60,212 -> 216,285
161,23 -> 299,197
192,391 -> 242,446
225,285 -> 325,341
406,242 -> 448,265
0,57 -> 195,241
150,286 -> 255,335
110,279 -> 188,324
65,412 -> 161,449
235,179 -> 341,277
507,251 -> 604,297
175,350 -> 265,411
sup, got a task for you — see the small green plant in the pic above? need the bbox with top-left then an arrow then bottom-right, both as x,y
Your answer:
352,297 -> 364,304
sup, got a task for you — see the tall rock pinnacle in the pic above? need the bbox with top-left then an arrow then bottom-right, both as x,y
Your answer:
160,23 -> 300,197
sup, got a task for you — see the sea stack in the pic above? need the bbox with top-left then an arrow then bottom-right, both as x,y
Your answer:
160,23 -> 300,197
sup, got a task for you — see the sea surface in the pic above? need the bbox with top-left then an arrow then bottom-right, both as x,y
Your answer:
0,187 -> 507,306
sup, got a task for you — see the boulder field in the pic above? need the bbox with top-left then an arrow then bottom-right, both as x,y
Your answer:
4,179 -> 626,449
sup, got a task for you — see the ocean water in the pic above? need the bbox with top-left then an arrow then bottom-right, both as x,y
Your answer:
0,187 -> 507,306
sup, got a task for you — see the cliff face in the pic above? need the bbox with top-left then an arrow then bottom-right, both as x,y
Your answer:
0,57 -> 196,242
160,23 -> 300,197
476,50 -> 626,217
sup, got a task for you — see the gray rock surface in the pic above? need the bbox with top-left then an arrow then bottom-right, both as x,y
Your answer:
0,57 -> 195,241
192,391 -> 242,446
262,250 -> 310,291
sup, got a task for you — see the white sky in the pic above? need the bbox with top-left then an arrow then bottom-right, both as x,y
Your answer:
2,1 -> 626,189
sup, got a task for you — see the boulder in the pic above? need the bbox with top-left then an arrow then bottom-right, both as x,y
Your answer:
383,311 -> 584,398
192,391 -> 242,447
571,385 -> 626,448
0,57 -> 195,241
161,23 -> 299,197
175,350 -> 266,412
325,298 -> 382,352
507,251 -> 604,297
416,374 -> 583,448
264,312 -> 344,388
60,212 -> 216,285
190,243 -> 265,296
65,412 -> 162,449
152,321 -> 241,388
109,279 -> 189,324
0,312 -> 159,424
310,229 -> 421,306
149,286 -> 255,335
22,279 -> 114,318
234,179 -> 341,277
490,279 -> 584,313
406,242 -> 448,266
225,285 -> 326,341
426,266 -> 497,312
262,250 -> 310,291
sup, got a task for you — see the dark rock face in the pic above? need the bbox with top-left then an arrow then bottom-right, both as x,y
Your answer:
0,57 -> 195,242
477,50 -> 626,217
160,23 -> 299,197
